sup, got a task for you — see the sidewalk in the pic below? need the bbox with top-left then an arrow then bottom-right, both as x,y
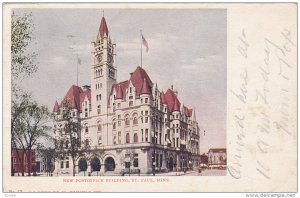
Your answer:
30,170 -> 198,177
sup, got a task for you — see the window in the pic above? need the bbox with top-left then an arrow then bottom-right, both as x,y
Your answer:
145,111 -> 148,115
134,133 -> 138,143
125,154 -> 130,168
97,122 -> 102,132
141,99 -> 143,103
160,154 -> 163,168
113,121 -> 116,130
118,132 -> 121,144
133,154 -> 139,167
113,136 -> 116,144
145,129 -> 149,142
145,98 -> 148,103
133,117 -> 138,125
118,121 -> 121,126
85,125 -> 88,133
125,116 -> 130,126
117,103 -> 121,108
60,161 -> 64,169
129,101 -> 133,107
98,136 -> 102,145
145,117 -> 148,123
141,129 -> 144,142
97,105 -> 101,115
66,161 -> 69,168
130,87 -> 132,93
85,108 -> 88,117
126,133 -> 130,144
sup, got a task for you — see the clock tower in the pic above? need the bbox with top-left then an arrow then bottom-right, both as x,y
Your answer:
91,16 -> 116,116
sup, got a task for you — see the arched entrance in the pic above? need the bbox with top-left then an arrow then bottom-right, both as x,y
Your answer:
91,157 -> 101,172
78,158 -> 87,172
105,157 -> 115,172
169,157 -> 174,171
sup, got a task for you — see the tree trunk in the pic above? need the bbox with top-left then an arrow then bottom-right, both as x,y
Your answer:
72,160 -> 76,177
27,149 -> 31,176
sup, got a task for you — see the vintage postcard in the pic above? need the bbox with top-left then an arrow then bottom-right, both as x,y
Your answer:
2,3 -> 297,193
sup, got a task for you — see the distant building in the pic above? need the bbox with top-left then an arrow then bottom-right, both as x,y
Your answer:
52,16 -> 200,175
200,153 -> 208,165
208,148 -> 226,166
11,149 -> 36,175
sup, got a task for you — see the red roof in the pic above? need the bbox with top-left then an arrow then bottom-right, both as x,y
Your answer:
110,66 -> 153,100
173,96 -> 180,111
164,89 -> 181,112
52,101 -> 59,112
161,92 -> 167,104
116,85 -> 124,99
98,17 -> 109,39
130,66 -> 153,96
59,85 -> 91,111
140,78 -> 151,95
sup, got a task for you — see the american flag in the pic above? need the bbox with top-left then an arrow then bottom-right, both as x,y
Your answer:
141,34 -> 149,52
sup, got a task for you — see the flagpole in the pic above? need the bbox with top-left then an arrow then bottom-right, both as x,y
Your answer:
76,54 -> 78,86
140,30 -> 143,68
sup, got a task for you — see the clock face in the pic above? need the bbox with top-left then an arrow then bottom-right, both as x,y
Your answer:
97,55 -> 102,63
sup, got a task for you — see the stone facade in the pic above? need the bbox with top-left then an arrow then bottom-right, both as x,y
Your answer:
53,16 -> 200,176
208,148 -> 226,166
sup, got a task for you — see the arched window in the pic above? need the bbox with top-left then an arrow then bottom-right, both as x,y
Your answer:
125,133 -> 130,144
84,124 -> 88,134
125,115 -> 130,126
133,114 -> 138,125
134,133 -> 138,143
97,122 -> 102,132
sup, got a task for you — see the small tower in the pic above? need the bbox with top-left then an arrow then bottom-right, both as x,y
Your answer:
91,15 -> 117,116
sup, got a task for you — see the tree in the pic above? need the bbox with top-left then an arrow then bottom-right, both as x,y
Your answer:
54,100 -> 91,176
37,143 -> 57,176
13,99 -> 51,176
11,90 -> 31,176
11,11 -> 37,82
11,11 -> 39,176
120,149 -> 136,176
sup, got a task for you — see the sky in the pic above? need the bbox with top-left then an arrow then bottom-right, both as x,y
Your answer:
15,8 -> 227,153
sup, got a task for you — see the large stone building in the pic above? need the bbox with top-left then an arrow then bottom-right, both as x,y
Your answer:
52,16 -> 200,175
208,148 -> 226,167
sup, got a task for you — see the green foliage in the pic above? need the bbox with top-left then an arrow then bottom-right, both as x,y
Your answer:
12,97 -> 51,150
11,11 -> 37,81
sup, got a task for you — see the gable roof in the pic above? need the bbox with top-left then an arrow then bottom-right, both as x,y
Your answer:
110,66 -> 153,100
59,85 -> 91,111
